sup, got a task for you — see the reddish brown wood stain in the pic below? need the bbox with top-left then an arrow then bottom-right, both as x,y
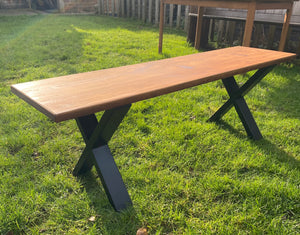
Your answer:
11,46 -> 296,122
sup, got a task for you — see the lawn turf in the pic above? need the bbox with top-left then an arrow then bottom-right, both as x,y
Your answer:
0,14 -> 299,234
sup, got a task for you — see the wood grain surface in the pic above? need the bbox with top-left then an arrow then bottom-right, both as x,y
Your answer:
11,46 -> 296,122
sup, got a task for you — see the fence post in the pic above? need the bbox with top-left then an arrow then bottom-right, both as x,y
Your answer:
116,0 -> 120,16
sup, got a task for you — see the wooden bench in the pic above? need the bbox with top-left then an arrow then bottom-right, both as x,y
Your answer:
11,46 -> 296,211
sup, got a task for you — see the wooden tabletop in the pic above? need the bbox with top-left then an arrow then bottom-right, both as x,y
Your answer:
11,46 -> 296,122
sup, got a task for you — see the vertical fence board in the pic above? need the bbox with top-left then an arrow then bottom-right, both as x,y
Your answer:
101,0 -> 105,14
184,5 -> 190,32
106,0 -> 109,15
208,19 -> 214,41
155,0 -> 159,25
97,0 -> 100,14
176,5 -> 181,28
187,14 -> 197,43
228,21 -> 236,45
121,0 -> 125,16
164,4 -> 167,24
296,40 -> 300,54
111,0 -> 115,16
116,0 -> 120,16
267,25 -> 276,49
169,4 -> 174,27
200,18 -> 210,48
238,22 -> 244,44
142,0 -> 146,22
148,0 -> 153,23
126,0 -> 130,17
138,0 -> 141,19
224,21 -> 230,41
217,20 -> 225,44
132,0 -> 135,18
252,23 -> 263,47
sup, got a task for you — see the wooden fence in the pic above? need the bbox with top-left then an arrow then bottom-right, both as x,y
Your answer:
189,5 -> 300,53
97,0 -> 191,30
98,1 -> 300,26
189,16 -> 300,52
0,0 -> 27,8
97,1 -> 300,52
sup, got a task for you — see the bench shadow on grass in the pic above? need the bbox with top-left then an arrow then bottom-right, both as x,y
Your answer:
77,171 -> 141,233
214,120 -> 300,171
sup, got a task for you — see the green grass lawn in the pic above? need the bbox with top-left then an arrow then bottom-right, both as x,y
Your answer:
0,14 -> 299,234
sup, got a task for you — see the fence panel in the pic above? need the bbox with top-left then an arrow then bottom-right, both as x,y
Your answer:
100,0 -> 190,30
98,0 -> 300,52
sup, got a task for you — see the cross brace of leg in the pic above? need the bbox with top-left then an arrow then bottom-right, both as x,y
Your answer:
73,104 -> 132,212
209,66 -> 274,140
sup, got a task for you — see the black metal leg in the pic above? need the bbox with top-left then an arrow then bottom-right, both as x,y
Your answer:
92,145 -> 132,211
73,114 -> 99,175
209,66 -> 274,139
223,76 -> 262,140
73,104 -> 132,211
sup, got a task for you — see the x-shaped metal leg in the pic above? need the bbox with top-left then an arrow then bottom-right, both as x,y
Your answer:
209,66 -> 274,140
73,104 -> 132,211
70,66 -> 273,211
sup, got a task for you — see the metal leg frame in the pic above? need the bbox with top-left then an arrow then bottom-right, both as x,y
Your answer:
73,104 -> 132,211
209,66 -> 274,140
